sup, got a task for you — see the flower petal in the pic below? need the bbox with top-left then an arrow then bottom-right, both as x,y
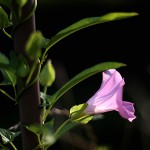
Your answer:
84,69 -> 136,122
118,101 -> 136,122
85,79 -> 124,114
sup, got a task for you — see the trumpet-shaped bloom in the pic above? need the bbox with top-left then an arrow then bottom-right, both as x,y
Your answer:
84,69 -> 136,122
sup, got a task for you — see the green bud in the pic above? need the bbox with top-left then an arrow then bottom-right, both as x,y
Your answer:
17,55 -> 30,78
25,31 -> 43,60
15,0 -> 28,8
40,60 -> 55,87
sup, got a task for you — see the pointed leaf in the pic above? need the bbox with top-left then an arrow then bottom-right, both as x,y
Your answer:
0,128 -> 20,144
75,115 -> 93,124
70,103 -> 93,124
27,123 -> 56,148
0,64 -> 16,86
0,52 -> 9,64
0,6 -> 10,29
45,12 -> 138,50
26,124 -> 41,135
47,62 -> 126,107
42,37 -> 50,49
44,118 -> 54,128
70,103 -> 88,116
1,69 -> 17,86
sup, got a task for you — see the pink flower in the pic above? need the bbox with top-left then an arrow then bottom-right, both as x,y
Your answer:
84,69 -> 136,122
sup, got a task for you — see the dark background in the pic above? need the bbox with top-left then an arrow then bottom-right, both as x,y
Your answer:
0,0 -> 150,150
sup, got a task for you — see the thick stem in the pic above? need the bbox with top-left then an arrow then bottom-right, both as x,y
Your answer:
13,0 -> 42,149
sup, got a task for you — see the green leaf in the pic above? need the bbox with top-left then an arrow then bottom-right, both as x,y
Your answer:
70,103 -> 93,124
25,31 -> 43,60
44,118 -> 54,128
40,92 -> 53,109
41,37 -> 50,49
27,123 -> 56,148
0,128 -> 20,144
27,121 -> 54,136
0,6 -> 10,29
1,69 -> 17,86
75,115 -> 93,124
70,103 -> 88,116
0,52 -> 9,64
45,12 -> 138,50
26,124 -> 41,135
40,60 -> 55,87
0,63 -> 16,86
47,62 -> 126,107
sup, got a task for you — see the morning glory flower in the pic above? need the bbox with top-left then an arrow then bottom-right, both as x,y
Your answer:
84,69 -> 136,122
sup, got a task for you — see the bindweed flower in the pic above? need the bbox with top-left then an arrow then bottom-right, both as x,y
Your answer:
84,69 -> 136,122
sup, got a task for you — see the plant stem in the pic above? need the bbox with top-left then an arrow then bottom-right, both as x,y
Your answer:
54,119 -> 69,138
13,0 -> 42,149
42,86 -> 47,124
2,29 -> 12,39
54,119 -> 78,139
13,86 -> 17,100
0,89 -> 15,101
25,60 -> 38,86
10,142 -> 17,150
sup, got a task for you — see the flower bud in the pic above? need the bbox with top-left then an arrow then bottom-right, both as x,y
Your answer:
40,60 -> 55,87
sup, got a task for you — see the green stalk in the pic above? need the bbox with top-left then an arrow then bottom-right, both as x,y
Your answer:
42,86 -> 47,124
54,119 -> 79,139
0,89 -> 15,101
10,142 -> 17,150
25,60 -> 37,86
2,29 -> 12,39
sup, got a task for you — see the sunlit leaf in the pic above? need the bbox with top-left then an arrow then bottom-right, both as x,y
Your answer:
47,62 -> 126,107
70,103 -> 93,124
45,12 -> 138,50
0,128 -> 20,144
70,103 -> 87,116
